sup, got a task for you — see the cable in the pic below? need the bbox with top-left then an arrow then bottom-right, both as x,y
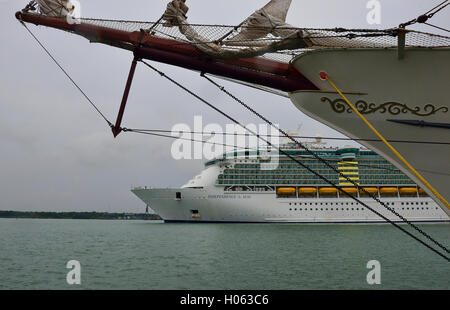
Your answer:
20,22 -> 113,127
400,0 -> 449,29
424,23 -> 450,33
125,129 -> 261,151
140,60 -> 449,261
127,129 -> 450,146
128,128 -> 448,176
324,74 -> 450,210
200,73 -> 450,257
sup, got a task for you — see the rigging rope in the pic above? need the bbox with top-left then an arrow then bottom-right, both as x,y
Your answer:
124,129 -> 261,152
323,73 -> 450,210
199,72 -> 450,257
400,0 -> 449,32
139,60 -> 449,262
126,128 -> 441,174
20,22 -> 113,127
124,129 -> 450,146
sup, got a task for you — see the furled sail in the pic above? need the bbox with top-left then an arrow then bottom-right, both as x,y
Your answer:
35,0 -> 75,17
161,0 -> 310,59
225,0 -> 298,45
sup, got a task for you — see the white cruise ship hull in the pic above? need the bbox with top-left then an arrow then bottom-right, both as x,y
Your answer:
289,48 -> 450,216
132,188 -> 449,223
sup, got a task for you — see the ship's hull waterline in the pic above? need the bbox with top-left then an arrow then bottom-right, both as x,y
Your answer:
289,48 -> 450,216
132,188 -> 449,223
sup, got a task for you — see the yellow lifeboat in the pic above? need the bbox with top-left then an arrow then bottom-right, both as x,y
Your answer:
418,188 -> 426,194
399,187 -> 418,195
359,187 -> 378,195
339,187 -> 358,194
276,187 -> 296,195
298,187 -> 317,195
380,187 -> 398,194
319,187 -> 338,195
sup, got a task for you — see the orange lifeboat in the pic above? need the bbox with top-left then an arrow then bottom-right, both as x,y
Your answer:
380,187 -> 398,195
277,187 -> 296,195
339,187 -> 358,195
399,187 -> 418,195
298,187 -> 317,195
319,187 -> 338,195
359,187 -> 378,195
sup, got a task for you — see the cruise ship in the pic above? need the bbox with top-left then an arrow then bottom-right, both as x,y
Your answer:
16,1 -> 450,215
132,142 -> 450,223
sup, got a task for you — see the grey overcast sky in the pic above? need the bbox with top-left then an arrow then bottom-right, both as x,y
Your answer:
0,0 -> 448,212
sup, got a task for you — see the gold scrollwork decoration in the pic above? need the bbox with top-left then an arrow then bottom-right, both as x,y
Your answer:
321,97 -> 448,116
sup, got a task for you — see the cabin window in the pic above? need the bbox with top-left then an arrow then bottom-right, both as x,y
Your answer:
176,192 -> 182,199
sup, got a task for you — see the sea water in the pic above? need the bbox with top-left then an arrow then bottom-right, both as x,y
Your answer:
0,218 -> 448,290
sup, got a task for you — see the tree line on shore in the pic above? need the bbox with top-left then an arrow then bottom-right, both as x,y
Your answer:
0,211 -> 161,220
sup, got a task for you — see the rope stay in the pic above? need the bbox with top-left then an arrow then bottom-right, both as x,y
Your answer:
124,129 -> 262,152
400,0 -> 449,32
139,60 -> 449,262
125,129 -> 450,146
20,21 -> 113,128
323,73 -> 450,210
126,129 -> 448,175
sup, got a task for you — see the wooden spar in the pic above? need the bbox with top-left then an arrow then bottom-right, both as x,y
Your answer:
16,11 -> 318,92
112,56 -> 138,137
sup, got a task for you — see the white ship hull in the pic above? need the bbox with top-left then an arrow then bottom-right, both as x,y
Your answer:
132,188 -> 449,223
289,48 -> 450,216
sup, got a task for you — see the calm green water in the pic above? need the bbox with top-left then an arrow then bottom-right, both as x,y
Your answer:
0,218 -> 448,290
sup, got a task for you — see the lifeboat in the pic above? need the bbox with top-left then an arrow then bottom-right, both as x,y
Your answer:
298,187 -> 317,195
277,187 -> 296,195
319,187 -> 338,195
418,188 -> 426,194
399,187 -> 418,195
339,187 -> 358,194
359,187 -> 378,195
380,187 -> 398,194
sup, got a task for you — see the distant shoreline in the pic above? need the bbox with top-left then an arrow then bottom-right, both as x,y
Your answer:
0,211 -> 162,221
